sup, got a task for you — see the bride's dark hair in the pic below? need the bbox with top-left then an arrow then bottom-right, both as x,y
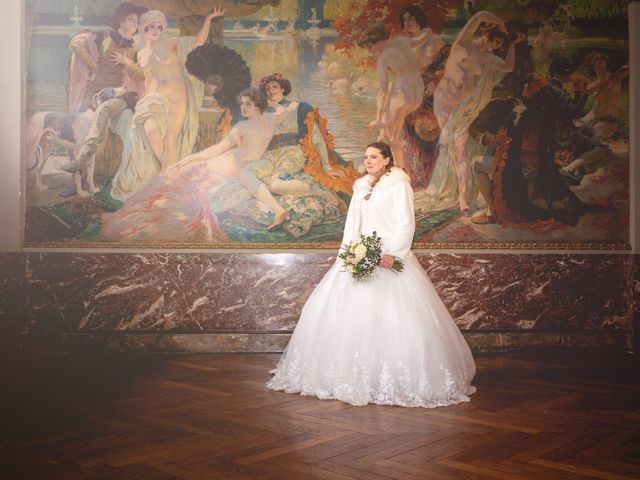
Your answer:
366,141 -> 394,189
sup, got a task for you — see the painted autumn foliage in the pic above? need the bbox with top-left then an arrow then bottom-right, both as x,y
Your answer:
333,0 -> 464,60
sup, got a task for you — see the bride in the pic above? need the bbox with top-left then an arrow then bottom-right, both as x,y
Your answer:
267,142 -> 476,407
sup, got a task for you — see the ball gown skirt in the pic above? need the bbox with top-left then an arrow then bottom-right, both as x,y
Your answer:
267,252 -> 476,408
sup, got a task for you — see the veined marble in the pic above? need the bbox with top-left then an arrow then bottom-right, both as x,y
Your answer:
0,253 -> 25,352
24,253 -> 335,333
633,257 -> 640,351
419,254 -> 632,331
0,253 -> 632,351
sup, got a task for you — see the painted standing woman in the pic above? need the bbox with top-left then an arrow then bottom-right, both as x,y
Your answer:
111,6 -> 225,200
429,11 -> 526,215
136,6 -> 224,169
398,5 -> 449,187
359,23 -> 424,170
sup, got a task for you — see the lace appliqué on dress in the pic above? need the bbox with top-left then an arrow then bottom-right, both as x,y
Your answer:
267,346 -> 476,408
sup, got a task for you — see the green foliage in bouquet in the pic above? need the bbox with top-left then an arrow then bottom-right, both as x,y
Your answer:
339,231 -> 404,282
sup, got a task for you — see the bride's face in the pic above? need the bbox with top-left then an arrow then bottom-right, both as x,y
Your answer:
364,147 -> 390,175
240,96 -> 259,117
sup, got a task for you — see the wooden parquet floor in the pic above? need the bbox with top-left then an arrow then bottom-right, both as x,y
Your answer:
1,350 -> 639,479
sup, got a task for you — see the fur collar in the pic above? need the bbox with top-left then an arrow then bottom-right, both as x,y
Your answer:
353,167 -> 410,193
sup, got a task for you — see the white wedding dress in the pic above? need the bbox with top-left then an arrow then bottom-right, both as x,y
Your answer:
267,167 -> 476,407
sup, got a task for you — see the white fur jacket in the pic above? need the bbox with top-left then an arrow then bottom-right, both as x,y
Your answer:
340,166 -> 415,260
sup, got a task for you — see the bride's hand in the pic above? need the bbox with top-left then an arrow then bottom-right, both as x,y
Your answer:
380,254 -> 395,269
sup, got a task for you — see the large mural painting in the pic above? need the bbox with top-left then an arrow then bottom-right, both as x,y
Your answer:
23,0 -> 630,248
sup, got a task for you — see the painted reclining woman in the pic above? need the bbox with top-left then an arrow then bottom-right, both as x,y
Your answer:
101,88 -> 289,243
235,73 -> 359,230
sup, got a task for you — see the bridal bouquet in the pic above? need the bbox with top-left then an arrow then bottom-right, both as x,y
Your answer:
339,231 -> 404,282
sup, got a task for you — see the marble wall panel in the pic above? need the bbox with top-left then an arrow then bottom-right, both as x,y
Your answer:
633,255 -> 640,351
24,252 -> 335,333
419,254 -> 631,331
548,254 -> 632,330
0,253 -> 25,352
419,254 -> 533,330
634,255 -> 640,312
18,252 -> 633,336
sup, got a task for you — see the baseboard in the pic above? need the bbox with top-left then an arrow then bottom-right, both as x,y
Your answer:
463,331 -> 633,352
15,330 -> 634,353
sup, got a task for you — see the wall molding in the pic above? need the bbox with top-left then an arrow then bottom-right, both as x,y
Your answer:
16,330 -> 632,354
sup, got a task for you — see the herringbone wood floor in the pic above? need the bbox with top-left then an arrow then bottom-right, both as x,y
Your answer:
1,350 -> 638,479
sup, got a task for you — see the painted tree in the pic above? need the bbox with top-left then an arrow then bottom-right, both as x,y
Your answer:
468,0 -> 561,24
333,0 -> 463,63
564,0 -> 628,18
324,0 -> 353,21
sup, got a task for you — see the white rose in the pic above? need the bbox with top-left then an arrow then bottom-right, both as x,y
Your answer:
354,244 -> 367,260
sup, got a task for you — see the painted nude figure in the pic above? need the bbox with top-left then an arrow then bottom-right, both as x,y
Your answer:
359,23 -> 424,169
136,6 -> 224,170
430,10 -> 525,214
